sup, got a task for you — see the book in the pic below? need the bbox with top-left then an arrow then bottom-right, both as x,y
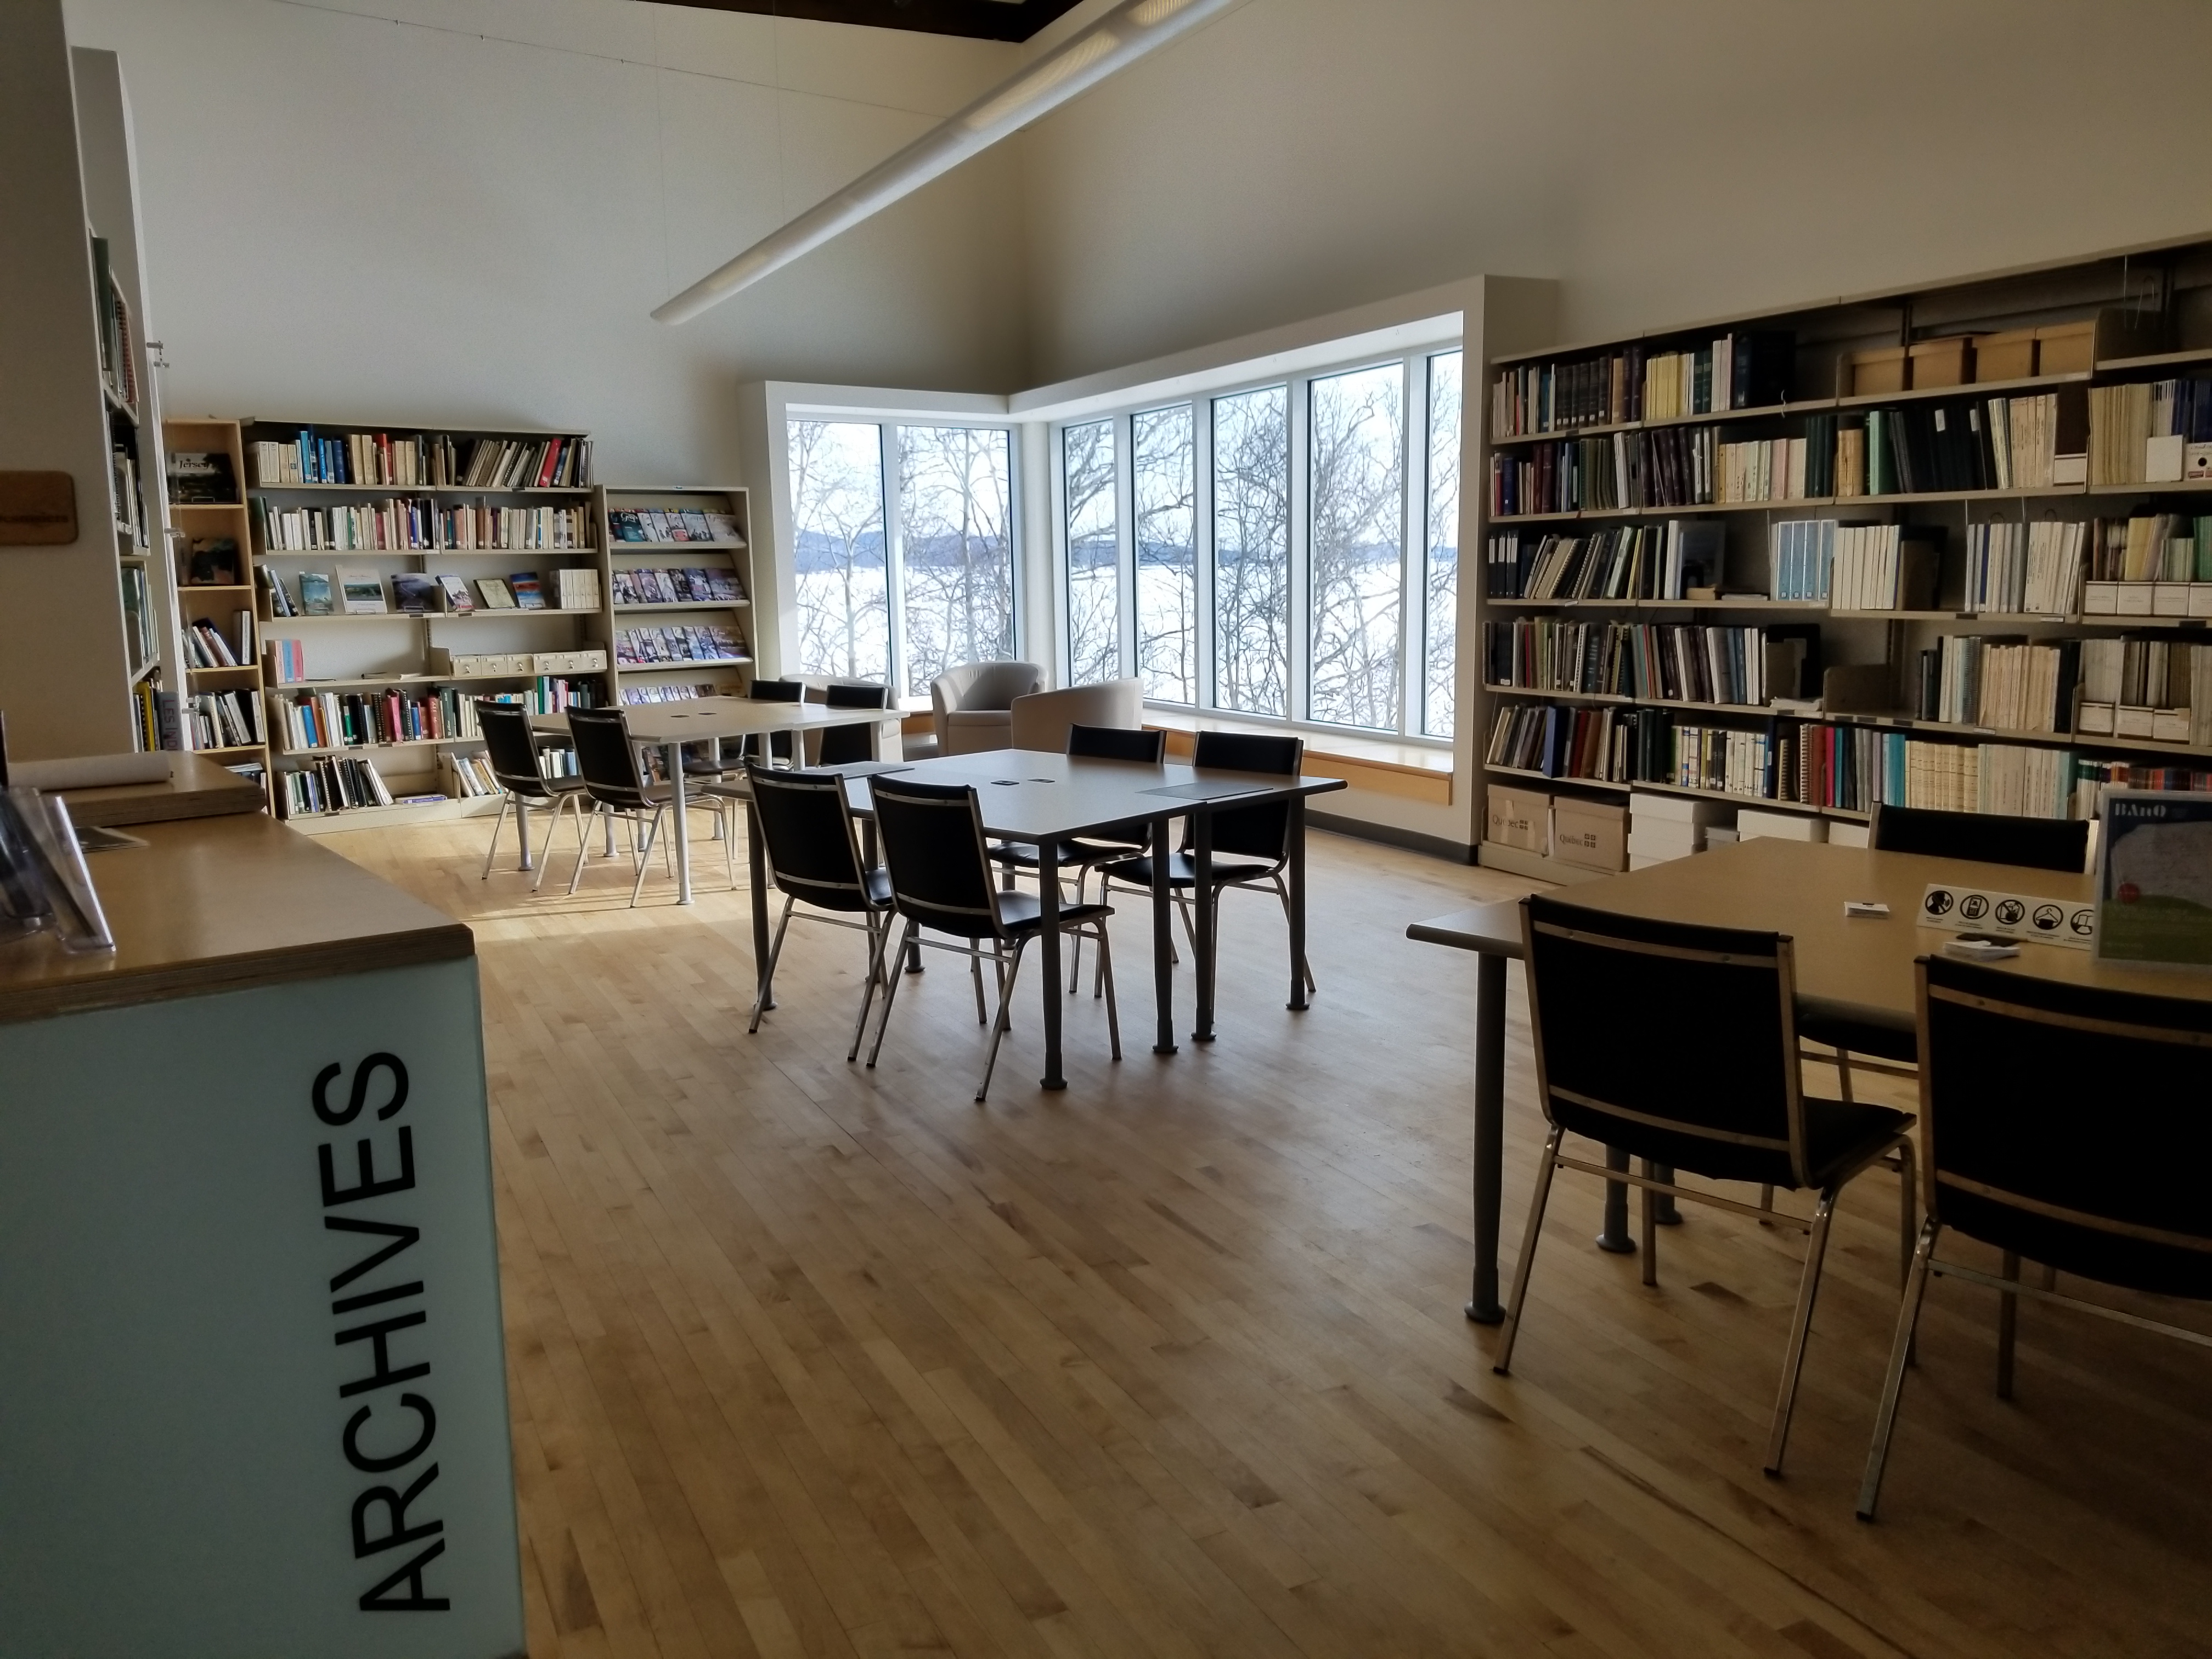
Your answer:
474,577 -> 516,610
185,537 -> 242,586
166,450 -> 237,506
391,572 -> 439,615
339,569 -> 388,614
508,572 -> 545,611
299,571 -> 335,616
437,573 -> 476,614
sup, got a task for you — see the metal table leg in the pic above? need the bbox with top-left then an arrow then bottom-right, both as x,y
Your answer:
1286,796 -> 1308,1012
515,798 -> 533,871
1598,1146 -> 1635,1252
1466,949 -> 1508,1324
1037,840 -> 1065,1090
665,739 -> 693,905
1192,809 -> 1216,1043
1150,814 -> 1176,1055
749,801 -> 773,1012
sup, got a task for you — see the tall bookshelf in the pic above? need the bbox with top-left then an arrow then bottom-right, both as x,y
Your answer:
1474,234 -> 2212,883
245,419 -> 607,833
164,417 -> 267,800
598,484 -> 755,704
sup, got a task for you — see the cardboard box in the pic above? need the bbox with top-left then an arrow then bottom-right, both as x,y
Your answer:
1826,821 -> 1871,849
2034,320 -> 2096,376
2190,584 -> 2212,618
1972,328 -> 2036,382
1485,785 -> 1550,854
2083,580 -> 2119,616
532,648 -> 609,674
2115,583 -> 2155,616
1629,790 -> 1733,827
1909,337 -> 1973,389
429,647 -> 524,677
2154,583 -> 2192,617
1849,346 -> 1909,396
2153,708 -> 2192,743
1551,799 -> 1627,872
1737,808 -> 1828,843
1705,826 -> 1741,846
1626,826 -> 1697,862
2148,434 -> 2187,483
2115,705 -> 2157,738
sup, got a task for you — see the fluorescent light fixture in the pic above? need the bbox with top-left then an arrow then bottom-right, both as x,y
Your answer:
651,0 -> 1244,325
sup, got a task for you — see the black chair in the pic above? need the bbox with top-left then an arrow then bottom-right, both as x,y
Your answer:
1857,956 -> 2212,1519
563,707 -> 733,904
816,681 -> 891,767
1801,805 -> 2095,1108
1497,892 -> 1917,1477
1095,730 -> 1313,995
865,775 -> 1120,1101
743,762 -> 895,1060
475,699 -> 589,890
744,678 -> 805,766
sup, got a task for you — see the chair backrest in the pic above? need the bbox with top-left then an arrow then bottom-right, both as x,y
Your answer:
1009,679 -> 1143,752
566,708 -> 654,810
1067,723 -> 1165,763
744,763 -> 877,912
870,775 -> 1003,940
931,661 -> 1043,716
1871,803 -> 2089,873
746,677 -> 804,762
816,681 -> 889,766
1521,892 -> 1810,1187
1190,730 -> 1304,863
1918,954 -> 2212,1297
476,699 -> 551,796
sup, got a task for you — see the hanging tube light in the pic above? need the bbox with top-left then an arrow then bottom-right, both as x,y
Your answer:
651,0 -> 1244,324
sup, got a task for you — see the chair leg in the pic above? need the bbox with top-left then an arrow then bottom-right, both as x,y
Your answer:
568,805 -> 600,894
976,939 -> 1026,1102
748,896 -> 797,1034
480,793 -> 512,879
1092,919 -> 1120,1060
1894,1138 -> 1917,1290
969,945 -> 989,1025
1639,1159 -> 1660,1288
631,807 -> 664,907
1836,1048 -> 1855,1103
1271,876 -> 1317,993
1066,867 -> 1087,994
1763,1190 -> 1838,1477
533,793 -> 575,892
1857,1216 -> 1941,1521
1996,1249 -> 2021,1401
1758,1183 -> 1775,1226
867,919 -> 917,1068
1493,1125 -> 1565,1375
847,912 -> 890,1064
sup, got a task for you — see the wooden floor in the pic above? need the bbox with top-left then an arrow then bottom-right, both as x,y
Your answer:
328,818 -> 2212,1659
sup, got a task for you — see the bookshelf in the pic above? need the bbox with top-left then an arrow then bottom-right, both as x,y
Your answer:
164,417 -> 267,804
598,485 -> 755,704
1474,234 -> 2212,883
245,419 -> 606,832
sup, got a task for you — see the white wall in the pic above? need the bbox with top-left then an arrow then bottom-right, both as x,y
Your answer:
59,0 -> 1029,484
1019,0 -> 2212,383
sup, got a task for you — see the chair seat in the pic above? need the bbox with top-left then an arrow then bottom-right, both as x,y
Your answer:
504,772 -> 588,800
989,836 -> 1142,870
994,892 -> 1112,939
1798,1011 -> 1919,1065
1556,1094 -> 1910,1190
1098,851 -> 1280,888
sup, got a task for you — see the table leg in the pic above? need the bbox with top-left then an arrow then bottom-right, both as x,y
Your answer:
1654,1166 -> 1681,1226
1192,808 -> 1216,1043
749,800 -> 774,1013
1037,841 -> 1065,1091
1598,1146 -> 1635,1253
666,740 -> 693,905
1286,796 -> 1308,1012
515,798 -> 533,871
1466,950 -> 1508,1324
1150,814 -> 1176,1056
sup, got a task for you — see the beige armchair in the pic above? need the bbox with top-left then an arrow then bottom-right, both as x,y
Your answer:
1008,678 -> 1144,752
930,661 -> 1043,757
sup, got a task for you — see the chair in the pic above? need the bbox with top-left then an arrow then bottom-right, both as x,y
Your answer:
1800,805 -> 2095,1106
814,681 -> 890,767
1496,892 -> 1917,1477
743,763 -> 895,1060
865,775 -> 1120,1101
930,661 -> 1043,757
1095,729 -> 1314,996
474,700 -> 589,891
1007,678 -> 1143,753
743,678 -> 806,767
1856,956 -> 2212,1519
563,707 -> 735,904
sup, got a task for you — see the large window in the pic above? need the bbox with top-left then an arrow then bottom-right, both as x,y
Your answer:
1056,346 -> 1462,740
788,419 -> 1015,696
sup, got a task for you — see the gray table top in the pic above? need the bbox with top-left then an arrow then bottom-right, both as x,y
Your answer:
1406,899 -> 1525,957
528,698 -> 883,741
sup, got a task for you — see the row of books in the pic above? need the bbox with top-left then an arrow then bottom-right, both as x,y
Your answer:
2083,636 -> 2205,719
1915,636 -> 2080,733
613,625 -> 744,666
91,238 -> 137,411
1829,524 -> 1943,611
2090,513 -> 2212,583
274,678 -> 601,751
1488,332 -> 1793,435
281,755 -> 394,816
609,509 -> 744,544
255,498 -> 592,552
440,744 -> 582,799
610,567 -> 746,605
2087,379 -> 2212,486
183,613 -> 254,669
439,504 -> 591,550
261,567 -> 593,616
187,689 -> 264,750
120,565 -> 155,671
130,680 -> 171,754
111,444 -> 148,545
252,431 -> 592,490
1483,619 -> 1786,708
1958,521 -> 2091,614
1489,426 -> 1718,516
621,681 -> 729,703
1486,523 -> 1724,600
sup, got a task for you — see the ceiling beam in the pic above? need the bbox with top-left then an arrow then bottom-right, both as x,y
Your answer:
644,0 -> 1087,44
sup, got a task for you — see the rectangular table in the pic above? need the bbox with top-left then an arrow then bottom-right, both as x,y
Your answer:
844,749 -> 1346,1089
1410,836 -> 2212,1323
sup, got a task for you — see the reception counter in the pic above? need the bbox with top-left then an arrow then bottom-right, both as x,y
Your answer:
0,814 -> 524,1657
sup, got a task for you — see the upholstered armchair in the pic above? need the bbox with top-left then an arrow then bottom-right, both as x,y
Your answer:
930,661 -> 1043,756
1007,678 -> 1144,752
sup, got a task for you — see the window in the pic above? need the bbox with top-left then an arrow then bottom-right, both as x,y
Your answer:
1212,386 -> 1289,717
1056,340 -> 1462,741
1134,405 -> 1196,703
1063,420 -> 1118,686
787,419 -> 1015,696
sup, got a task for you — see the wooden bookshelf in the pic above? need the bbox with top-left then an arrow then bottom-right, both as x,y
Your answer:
165,417 -> 267,807
1474,233 -> 2212,873
244,418 -> 605,832
597,484 -> 755,707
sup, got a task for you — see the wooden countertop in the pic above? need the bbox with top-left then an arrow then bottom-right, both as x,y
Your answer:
58,752 -> 266,827
0,814 -> 471,1024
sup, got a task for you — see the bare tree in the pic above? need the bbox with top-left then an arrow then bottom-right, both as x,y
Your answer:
789,420 -> 888,682
1135,405 -> 1196,703
899,426 -> 1013,696
1423,351 -> 1463,737
1307,366 -> 1403,730
1212,388 -> 1289,715
1063,421 -> 1118,685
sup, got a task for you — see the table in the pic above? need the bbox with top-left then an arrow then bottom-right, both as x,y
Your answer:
1409,836 -> 2212,1323
54,751 -> 264,827
843,750 -> 1346,1089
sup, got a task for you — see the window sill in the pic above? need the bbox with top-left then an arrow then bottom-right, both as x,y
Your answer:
1141,707 -> 1454,806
